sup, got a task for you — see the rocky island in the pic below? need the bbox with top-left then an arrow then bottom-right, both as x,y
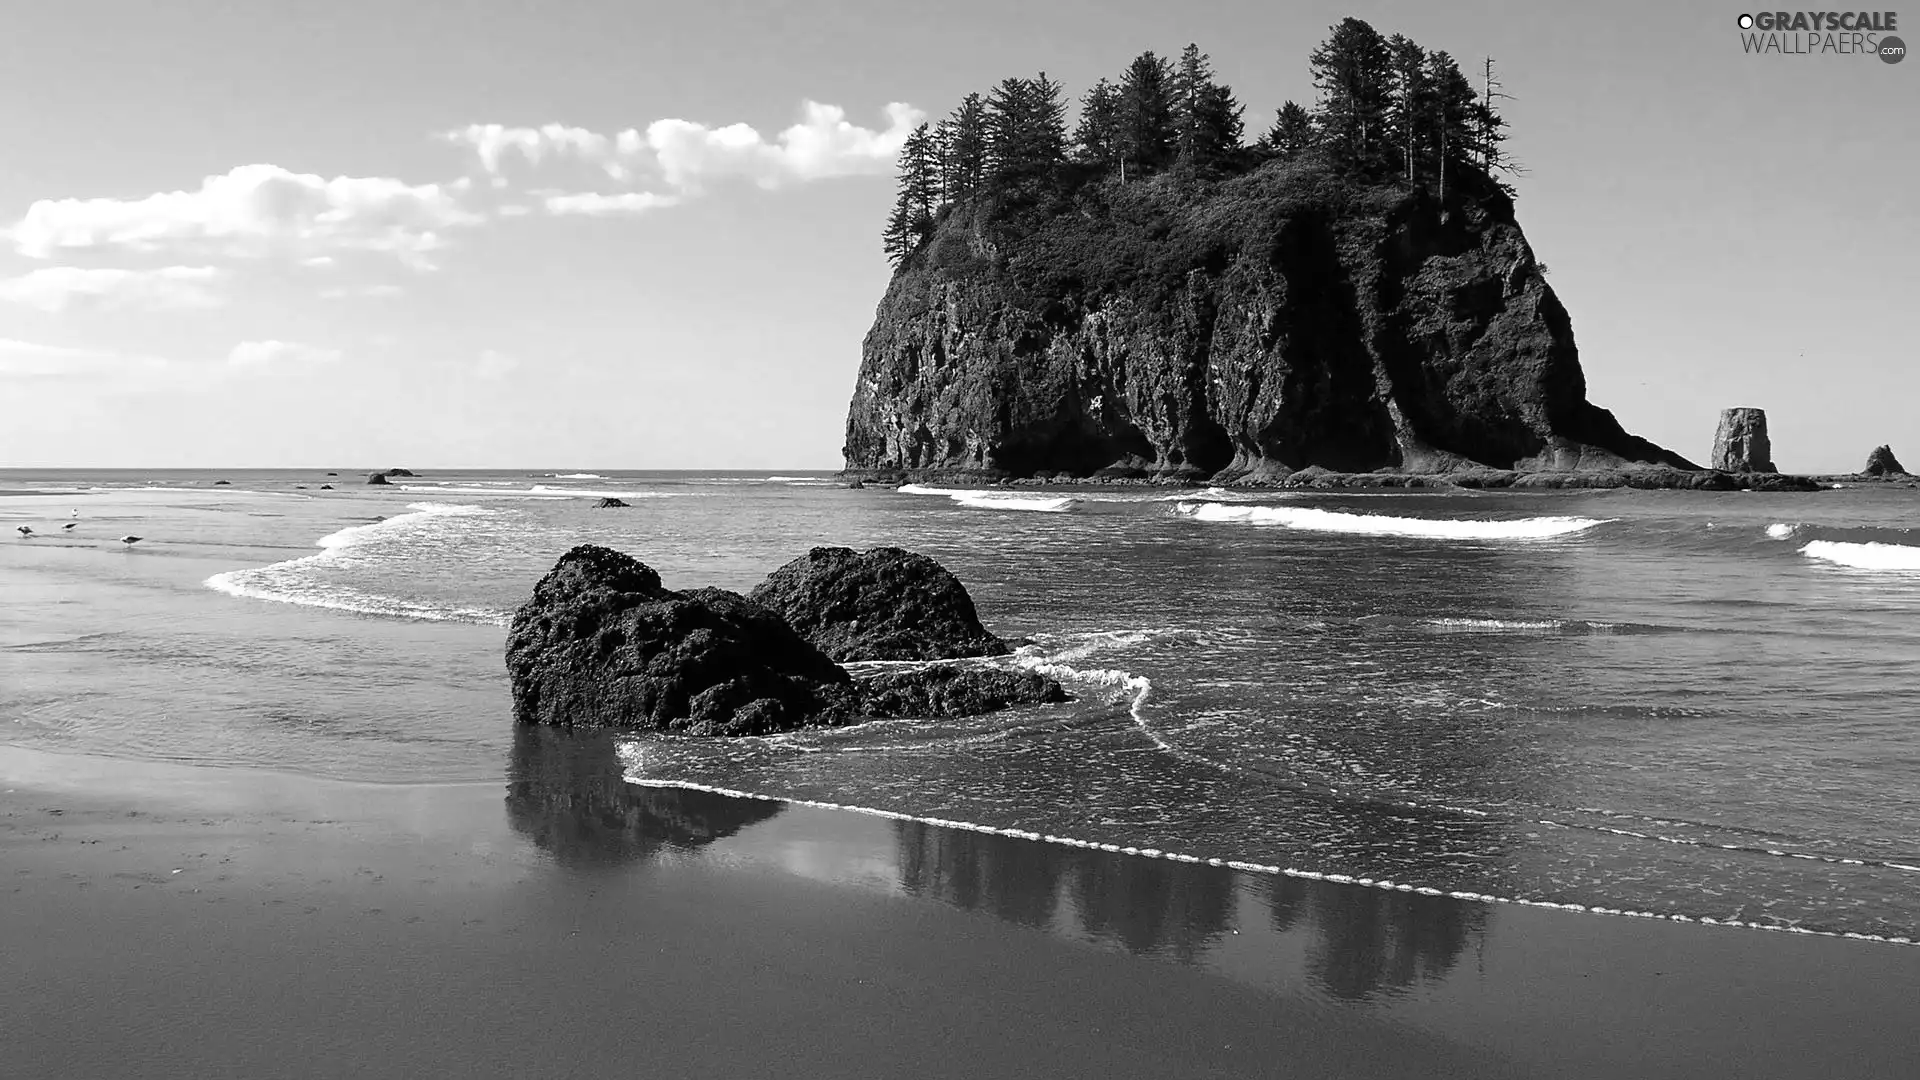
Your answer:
841,27 -> 1818,491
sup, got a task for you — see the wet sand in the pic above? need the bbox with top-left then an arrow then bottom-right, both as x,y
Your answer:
4,738 -> 1917,1080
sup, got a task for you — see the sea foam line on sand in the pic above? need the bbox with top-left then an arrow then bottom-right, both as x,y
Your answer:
1799,540 -> 1920,571
204,502 -> 509,624
1173,501 -> 1608,540
613,764 -> 1914,947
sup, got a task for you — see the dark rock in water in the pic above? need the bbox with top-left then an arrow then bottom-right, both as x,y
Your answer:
326,472 -> 337,476
847,479 -> 866,489
506,545 -> 848,736
319,484 -> 333,490
594,497 -> 630,508
384,467 -> 416,477
213,480 -> 230,486
844,157 -> 1694,482
841,665 -> 1066,718
504,727 -> 781,866
366,472 -> 390,485
1712,408 -> 1775,473
748,546 -> 1013,661
508,544 -> 1066,735
1864,444 -> 1907,476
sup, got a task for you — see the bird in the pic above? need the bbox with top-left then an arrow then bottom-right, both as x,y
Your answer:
62,522 -> 77,531
119,535 -> 142,546
70,509 -> 78,518
15,525 -> 31,537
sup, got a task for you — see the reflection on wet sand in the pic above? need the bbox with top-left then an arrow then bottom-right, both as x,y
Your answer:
897,818 -> 1484,999
507,726 -> 1485,1001
505,725 -> 782,867
1269,875 -> 1485,1000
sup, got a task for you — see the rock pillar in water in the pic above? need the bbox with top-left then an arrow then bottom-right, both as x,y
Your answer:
1863,444 -> 1907,476
1711,408 -> 1776,473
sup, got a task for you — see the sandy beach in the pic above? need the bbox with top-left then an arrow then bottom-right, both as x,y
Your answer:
5,737 -> 1916,1080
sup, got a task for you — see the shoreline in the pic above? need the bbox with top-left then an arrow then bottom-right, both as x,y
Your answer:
7,740 -> 1919,1080
845,467 -> 1919,492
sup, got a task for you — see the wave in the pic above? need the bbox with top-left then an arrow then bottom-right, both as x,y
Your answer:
1800,540 -> 1920,571
1356,616 -> 1665,636
1766,523 -> 1797,540
897,484 -> 1076,512
204,503 -> 510,624
551,473 -> 607,480
391,484 -> 699,500
1173,501 -> 1608,540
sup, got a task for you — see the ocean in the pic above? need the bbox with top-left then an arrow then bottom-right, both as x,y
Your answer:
4,468 -> 1918,946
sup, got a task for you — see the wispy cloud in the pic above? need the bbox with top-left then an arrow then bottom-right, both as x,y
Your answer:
0,265 -> 226,312
227,339 -> 343,368
0,336 -> 172,379
318,284 -> 404,300
445,101 -> 923,216
7,164 -> 480,267
541,191 -> 679,216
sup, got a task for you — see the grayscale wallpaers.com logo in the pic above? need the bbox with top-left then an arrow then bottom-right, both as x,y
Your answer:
1737,11 -> 1906,60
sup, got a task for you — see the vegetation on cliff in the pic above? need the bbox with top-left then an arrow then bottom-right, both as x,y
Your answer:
882,18 -> 1521,266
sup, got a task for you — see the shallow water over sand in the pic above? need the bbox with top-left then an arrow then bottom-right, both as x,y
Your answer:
3,467 -> 1918,939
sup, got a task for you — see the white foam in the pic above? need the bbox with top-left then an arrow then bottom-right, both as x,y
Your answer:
1800,540 -> 1920,571
204,502 -> 510,624
1173,501 -> 1607,540
1427,618 -> 1567,631
611,765 -> 1916,948
1765,523 -> 1796,540
951,493 -> 1074,513
552,473 -> 607,479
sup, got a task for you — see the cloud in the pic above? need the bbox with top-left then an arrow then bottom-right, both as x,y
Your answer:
475,349 -> 519,380
318,284 -> 404,300
444,101 -> 923,215
0,265 -> 226,312
7,164 -> 479,266
0,337 -> 172,379
441,123 -> 618,174
646,102 -> 923,190
227,339 -> 343,368
541,191 -> 679,216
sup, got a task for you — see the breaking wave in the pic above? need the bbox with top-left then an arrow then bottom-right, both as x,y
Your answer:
1173,501 -> 1608,540
204,503 -> 510,624
1800,540 -> 1920,571
898,485 -> 1076,512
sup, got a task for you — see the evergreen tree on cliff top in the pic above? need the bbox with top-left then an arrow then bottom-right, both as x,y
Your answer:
1261,101 -> 1313,158
1073,77 -> 1123,169
940,92 -> 989,200
1309,17 -> 1393,172
1170,44 -> 1245,177
882,124 -> 941,265
1115,51 -> 1177,180
985,74 -> 1067,193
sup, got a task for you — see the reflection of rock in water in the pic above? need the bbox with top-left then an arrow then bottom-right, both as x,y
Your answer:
505,726 -> 782,867
1267,875 -> 1485,1001
891,821 -> 1235,959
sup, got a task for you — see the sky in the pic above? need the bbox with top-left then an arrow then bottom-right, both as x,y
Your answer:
1,0 -> 1913,472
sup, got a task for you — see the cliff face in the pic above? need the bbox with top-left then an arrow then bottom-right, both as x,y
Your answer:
844,158 -> 1695,480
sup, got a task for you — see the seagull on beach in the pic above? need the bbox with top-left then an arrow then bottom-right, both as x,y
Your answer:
119,535 -> 142,546
15,525 -> 31,537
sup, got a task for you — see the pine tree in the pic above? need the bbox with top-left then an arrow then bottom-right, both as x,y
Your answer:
1423,52 -> 1476,201
1308,17 -> 1393,172
882,125 -> 940,265
1263,101 -> 1314,158
941,93 -> 989,201
1170,44 -> 1244,176
984,73 -> 1066,192
1474,57 -> 1520,191
1116,51 -> 1177,180
1073,78 -> 1123,168
1385,34 -> 1430,184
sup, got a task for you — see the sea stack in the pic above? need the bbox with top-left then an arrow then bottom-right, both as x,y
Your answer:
1711,408 -> 1775,473
844,155 -> 1695,482
366,472 -> 391,486
1863,444 -> 1907,476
